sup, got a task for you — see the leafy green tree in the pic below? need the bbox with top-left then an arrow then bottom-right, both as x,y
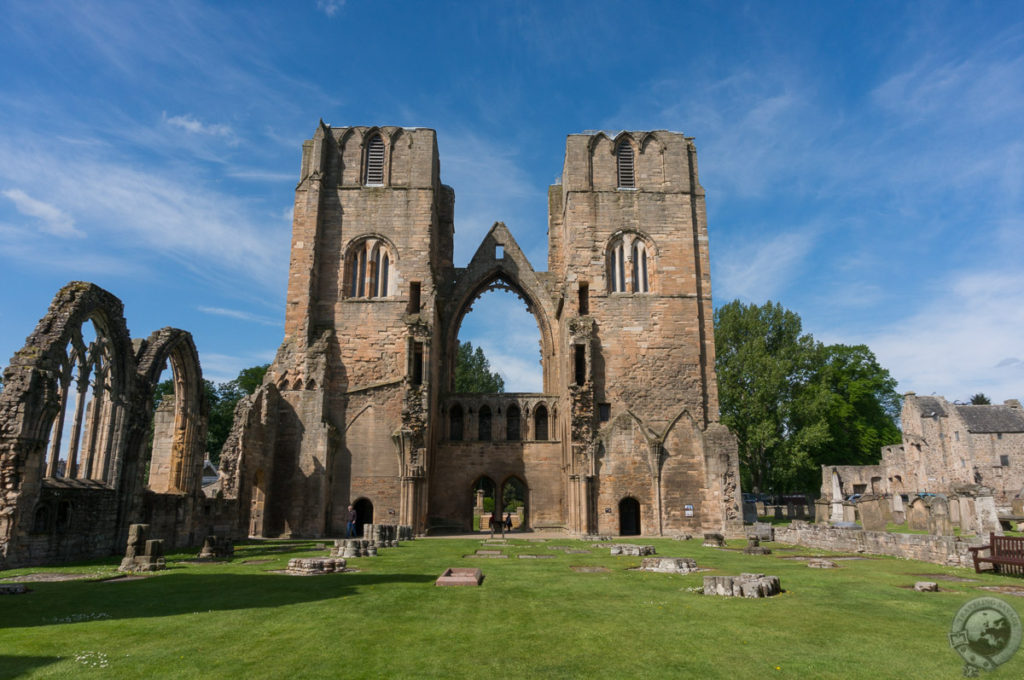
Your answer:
714,300 -> 901,494
454,341 -> 504,393
969,393 -> 991,405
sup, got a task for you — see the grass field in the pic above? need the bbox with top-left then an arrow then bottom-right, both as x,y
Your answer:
2,535 -> 1024,679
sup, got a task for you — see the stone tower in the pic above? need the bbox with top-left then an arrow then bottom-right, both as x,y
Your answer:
219,124 -> 741,538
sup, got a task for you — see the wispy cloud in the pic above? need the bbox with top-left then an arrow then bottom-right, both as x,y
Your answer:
163,113 -> 233,137
316,1 -> 345,18
198,306 -> 283,327
714,227 -> 817,303
2,188 -> 83,238
854,271 -> 1024,403
199,350 -> 277,384
0,138 -> 290,294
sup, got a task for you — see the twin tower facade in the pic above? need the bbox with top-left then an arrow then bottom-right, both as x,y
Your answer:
220,123 -> 742,538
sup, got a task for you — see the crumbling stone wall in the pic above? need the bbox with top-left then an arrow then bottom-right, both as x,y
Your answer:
1,283 -> 214,568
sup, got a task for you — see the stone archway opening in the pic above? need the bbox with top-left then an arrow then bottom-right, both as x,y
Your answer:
472,476 -> 496,532
619,497 -> 641,536
353,498 -> 374,537
501,476 -> 528,531
454,284 -> 542,393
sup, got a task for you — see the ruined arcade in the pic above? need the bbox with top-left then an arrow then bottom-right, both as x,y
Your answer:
219,124 -> 742,540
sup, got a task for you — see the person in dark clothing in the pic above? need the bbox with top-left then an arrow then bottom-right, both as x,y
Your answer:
504,513 -> 513,532
346,505 -> 357,538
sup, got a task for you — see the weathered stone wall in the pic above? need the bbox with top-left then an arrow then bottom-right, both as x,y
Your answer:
223,124 -> 742,540
775,520 -> 982,568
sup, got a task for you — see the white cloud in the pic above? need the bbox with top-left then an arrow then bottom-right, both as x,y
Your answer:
199,350 -> 276,384
198,306 -> 283,327
2,188 -> 83,238
316,1 -> 345,18
163,113 -> 233,137
0,139 -> 289,294
714,228 -> 817,303
854,271 -> 1024,403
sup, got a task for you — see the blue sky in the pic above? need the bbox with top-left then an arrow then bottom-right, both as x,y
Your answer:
1,0 -> 1022,402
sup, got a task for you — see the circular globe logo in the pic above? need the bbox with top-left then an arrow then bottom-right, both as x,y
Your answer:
950,597 -> 1022,675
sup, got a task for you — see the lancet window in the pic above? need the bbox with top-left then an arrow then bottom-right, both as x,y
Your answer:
347,237 -> 395,298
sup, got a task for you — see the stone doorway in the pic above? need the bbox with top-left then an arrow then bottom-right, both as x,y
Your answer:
472,476 -> 497,532
500,477 -> 528,531
353,498 -> 373,537
619,497 -> 641,536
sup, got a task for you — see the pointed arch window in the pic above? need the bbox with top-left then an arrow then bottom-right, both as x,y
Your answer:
506,404 -> 521,441
346,237 -> 397,299
478,405 -> 492,442
364,134 -> 385,185
617,141 -> 635,188
607,232 -> 653,294
534,404 -> 548,441
449,403 -> 464,441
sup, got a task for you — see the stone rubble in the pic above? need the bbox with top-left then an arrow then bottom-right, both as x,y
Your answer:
703,573 -> 781,598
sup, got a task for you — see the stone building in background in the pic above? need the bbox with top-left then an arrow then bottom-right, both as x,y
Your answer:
823,393 -> 1024,512
219,123 -> 742,538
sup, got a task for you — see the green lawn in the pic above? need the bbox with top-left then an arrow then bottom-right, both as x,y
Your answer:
2,536 -> 1024,679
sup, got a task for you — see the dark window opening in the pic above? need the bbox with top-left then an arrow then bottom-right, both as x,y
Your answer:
411,342 -> 423,386
574,345 -> 586,386
506,404 -> 521,441
578,283 -> 589,315
32,505 -> 50,533
56,501 -> 72,533
599,403 -> 611,422
617,142 -> 635,188
534,405 -> 548,441
1000,455 -> 1010,467
365,135 -> 385,185
408,282 -> 421,314
478,405 -> 492,441
449,404 -> 463,441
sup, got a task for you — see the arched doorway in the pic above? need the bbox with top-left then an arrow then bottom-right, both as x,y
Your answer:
619,497 -> 641,536
353,498 -> 373,537
472,476 -> 496,532
501,477 -> 528,531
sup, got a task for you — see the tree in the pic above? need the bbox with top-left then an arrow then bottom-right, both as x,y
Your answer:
454,341 -> 504,393
714,300 -> 901,494
969,393 -> 991,405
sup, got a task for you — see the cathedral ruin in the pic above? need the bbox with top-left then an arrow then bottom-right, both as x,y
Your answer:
0,125 -> 742,567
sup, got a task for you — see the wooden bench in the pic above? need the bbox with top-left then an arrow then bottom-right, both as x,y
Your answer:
968,533 -> 1024,576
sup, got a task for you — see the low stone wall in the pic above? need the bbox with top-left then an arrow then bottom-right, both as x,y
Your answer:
774,520 -> 983,568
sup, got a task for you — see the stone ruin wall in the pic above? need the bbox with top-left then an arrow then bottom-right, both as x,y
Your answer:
0,282 -> 229,568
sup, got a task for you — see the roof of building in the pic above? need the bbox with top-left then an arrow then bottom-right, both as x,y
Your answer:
955,404 -> 1024,433
914,396 -> 948,418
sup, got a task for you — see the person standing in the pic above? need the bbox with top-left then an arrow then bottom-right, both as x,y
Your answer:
346,505 -> 357,538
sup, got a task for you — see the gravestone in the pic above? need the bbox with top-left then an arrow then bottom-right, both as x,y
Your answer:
975,495 -> 1003,536
927,496 -> 953,536
752,522 -> 774,542
907,497 -> 929,531
891,493 -> 906,525
742,502 -> 757,524
842,502 -> 857,524
856,495 -> 887,532
948,495 -> 960,525
959,496 -> 978,535
814,500 -> 830,525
